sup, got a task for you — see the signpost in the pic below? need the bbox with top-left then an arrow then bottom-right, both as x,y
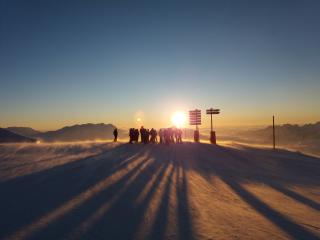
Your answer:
273,115 -> 275,150
206,108 -> 220,144
189,109 -> 201,142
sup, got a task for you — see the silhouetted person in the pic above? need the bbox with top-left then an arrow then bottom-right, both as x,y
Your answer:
146,129 -> 150,144
177,128 -> 182,143
134,129 -> 139,142
164,128 -> 171,145
154,129 -> 158,143
140,126 -> 145,143
173,128 -> 178,143
150,128 -> 157,143
169,128 -> 174,143
113,128 -> 118,142
129,128 -> 134,143
159,129 -> 164,144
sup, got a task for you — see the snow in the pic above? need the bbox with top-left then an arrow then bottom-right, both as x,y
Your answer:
0,142 -> 319,240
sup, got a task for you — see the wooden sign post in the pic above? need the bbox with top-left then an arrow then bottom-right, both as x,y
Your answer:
206,108 -> 220,144
189,109 -> 201,142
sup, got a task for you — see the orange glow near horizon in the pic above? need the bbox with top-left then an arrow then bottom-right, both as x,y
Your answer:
1,108 -> 320,131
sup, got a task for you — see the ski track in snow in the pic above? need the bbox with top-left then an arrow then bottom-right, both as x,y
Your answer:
0,142 -> 319,240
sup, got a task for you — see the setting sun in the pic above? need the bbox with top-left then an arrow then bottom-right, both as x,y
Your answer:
171,111 -> 186,128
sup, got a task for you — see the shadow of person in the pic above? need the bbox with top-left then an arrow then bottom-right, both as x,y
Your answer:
218,174 -> 319,240
1,142 -> 319,240
268,183 -> 320,211
0,143 -> 147,239
67,145 -> 173,240
193,143 -> 320,240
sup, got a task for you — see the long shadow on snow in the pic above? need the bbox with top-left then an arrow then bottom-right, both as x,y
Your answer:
218,145 -> 320,211
2,142 -> 318,240
194,143 -> 320,240
0,143 -> 146,239
53,144 -> 195,240
145,145 -> 194,240
31,148 -> 153,240
79,145 -> 176,240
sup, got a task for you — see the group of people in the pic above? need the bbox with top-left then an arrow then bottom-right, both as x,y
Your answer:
159,127 -> 183,144
129,127 -> 158,144
128,126 -> 183,145
128,128 -> 139,143
140,127 -> 158,144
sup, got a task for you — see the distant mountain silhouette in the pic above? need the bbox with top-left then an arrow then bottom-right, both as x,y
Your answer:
241,122 -> 320,144
0,128 -> 36,143
36,123 -> 123,142
6,127 -> 42,138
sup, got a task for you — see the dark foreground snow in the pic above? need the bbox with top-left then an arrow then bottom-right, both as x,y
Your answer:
0,142 -> 319,240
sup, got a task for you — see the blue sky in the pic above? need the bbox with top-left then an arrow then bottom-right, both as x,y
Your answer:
1,0 -> 320,130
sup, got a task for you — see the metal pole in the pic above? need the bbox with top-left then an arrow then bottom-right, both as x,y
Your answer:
273,115 -> 275,150
210,113 -> 213,132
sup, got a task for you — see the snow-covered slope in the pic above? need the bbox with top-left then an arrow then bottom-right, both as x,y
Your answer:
0,142 -> 319,240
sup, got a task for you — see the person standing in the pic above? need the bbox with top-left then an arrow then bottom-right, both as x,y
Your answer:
134,129 -> 139,142
178,128 -> 182,143
159,129 -> 163,144
140,126 -> 145,143
129,128 -> 134,143
154,129 -> 158,143
113,128 -> 118,142
146,129 -> 150,144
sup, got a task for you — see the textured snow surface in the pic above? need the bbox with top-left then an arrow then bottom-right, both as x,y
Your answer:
0,142 -> 319,240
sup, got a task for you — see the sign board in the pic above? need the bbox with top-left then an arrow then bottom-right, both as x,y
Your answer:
189,109 -> 201,126
206,107 -> 221,144
206,108 -> 220,114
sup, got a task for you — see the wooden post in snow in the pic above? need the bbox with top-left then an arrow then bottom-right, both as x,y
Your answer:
273,115 -> 276,150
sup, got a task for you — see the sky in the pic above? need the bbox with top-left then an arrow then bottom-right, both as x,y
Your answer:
1,0 -> 320,130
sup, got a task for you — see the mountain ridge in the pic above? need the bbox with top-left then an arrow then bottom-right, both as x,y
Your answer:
36,123 -> 123,142
0,128 -> 36,143
6,127 -> 42,138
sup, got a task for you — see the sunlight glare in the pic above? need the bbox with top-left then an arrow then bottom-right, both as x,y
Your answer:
171,111 -> 186,128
